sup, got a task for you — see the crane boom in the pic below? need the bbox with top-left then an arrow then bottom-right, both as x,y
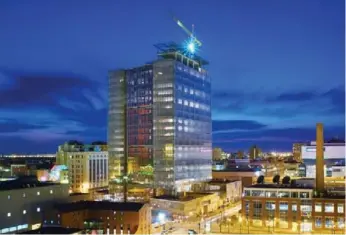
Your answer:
172,16 -> 202,47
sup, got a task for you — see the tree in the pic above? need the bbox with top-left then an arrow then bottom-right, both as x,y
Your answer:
257,175 -> 264,184
67,140 -> 83,145
249,145 -> 262,160
290,179 -> 297,186
282,176 -> 291,184
273,174 -> 280,184
91,141 -> 107,145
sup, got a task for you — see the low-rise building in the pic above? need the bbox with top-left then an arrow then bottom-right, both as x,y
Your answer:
56,141 -> 108,193
18,226 -> 82,234
53,201 -> 151,234
242,184 -> 345,233
151,192 -> 220,219
212,169 -> 260,189
0,176 -> 69,234
193,180 -> 242,204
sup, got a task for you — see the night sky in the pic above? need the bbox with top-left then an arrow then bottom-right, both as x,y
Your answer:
0,0 -> 344,154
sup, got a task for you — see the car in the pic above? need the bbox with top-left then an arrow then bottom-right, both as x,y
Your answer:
188,229 -> 198,234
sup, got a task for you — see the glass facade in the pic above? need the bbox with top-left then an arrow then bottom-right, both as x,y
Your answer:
108,71 -> 126,181
126,66 -> 154,185
108,58 -> 212,194
153,59 -> 212,192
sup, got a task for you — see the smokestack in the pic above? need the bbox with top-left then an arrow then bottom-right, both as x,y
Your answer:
316,123 -> 324,192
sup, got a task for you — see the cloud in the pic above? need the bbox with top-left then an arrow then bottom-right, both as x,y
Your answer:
271,91 -> 316,102
0,70 -> 108,151
212,86 -> 345,129
213,125 -> 345,152
0,68 -> 106,109
0,119 -> 47,133
213,120 -> 267,133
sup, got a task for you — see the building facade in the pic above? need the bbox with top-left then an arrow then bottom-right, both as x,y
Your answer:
301,142 -> 345,178
54,201 -> 151,235
56,142 -> 108,193
292,143 -> 305,162
108,45 -> 212,195
0,176 -> 69,234
242,185 -> 345,233
151,192 -> 219,219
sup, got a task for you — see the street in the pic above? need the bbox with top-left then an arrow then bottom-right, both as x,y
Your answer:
153,204 -> 242,235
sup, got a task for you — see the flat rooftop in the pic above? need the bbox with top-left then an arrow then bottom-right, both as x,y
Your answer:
0,176 -> 59,191
154,192 -> 214,202
213,168 -> 258,172
55,200 -> 145,212
246,184 -> 314,189
18,226 -> 81,234
208,179 -> 240,184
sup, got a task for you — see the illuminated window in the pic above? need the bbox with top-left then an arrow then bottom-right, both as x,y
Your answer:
292,204 -> 297,212
23,210 -> 26,215
315,203 -> 322,212
337,217 -> 345,229
279,202 -> 288,211
7,212 -> 11,217
325,203 -> 334,213
37,191 -> 40,196
315,217 -> 322,228
37,207 -> 40,212
325,217 -> 334,228
50,190 -> 53,194
23,193 -> 26,198
337,204 -> 344,213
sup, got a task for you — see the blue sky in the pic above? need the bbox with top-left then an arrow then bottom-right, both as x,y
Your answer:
0,0 -> 344,153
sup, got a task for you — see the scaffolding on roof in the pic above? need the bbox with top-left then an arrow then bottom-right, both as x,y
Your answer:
154,42 -> 209,69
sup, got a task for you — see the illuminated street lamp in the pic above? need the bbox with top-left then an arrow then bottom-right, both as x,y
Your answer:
158,212 -> 166,232
158,212 -> 166,223
239,216 -> 243,234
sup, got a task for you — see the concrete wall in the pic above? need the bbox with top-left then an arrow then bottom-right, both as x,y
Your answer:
0,184 -> 69,233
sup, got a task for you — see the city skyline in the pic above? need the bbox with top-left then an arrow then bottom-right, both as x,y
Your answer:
0,0 -> 344,153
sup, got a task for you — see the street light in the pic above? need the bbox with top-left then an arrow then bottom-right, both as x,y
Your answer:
158,212 -> 166,232
239,216 -> 243,234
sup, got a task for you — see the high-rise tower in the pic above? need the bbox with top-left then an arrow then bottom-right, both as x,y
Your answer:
108,42 -> 212,198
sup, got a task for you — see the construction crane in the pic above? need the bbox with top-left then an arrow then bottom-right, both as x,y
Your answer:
172,15 -> 202,53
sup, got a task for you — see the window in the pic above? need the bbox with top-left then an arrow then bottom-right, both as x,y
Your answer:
252,190 -> 264,197
325,217 -> 334,228
7,195 -> 10,200
50,190 -> 53,194
279,202 -> 288,211
23,193 -> 26,198
315,217 -> 322,228
278,191 -> 289,198
37,191 -> 40,196
337,204 -> 344,213
325,203 -> 334,213
7,212 -> 11,217
299,192 -> 309,198
266,201 -> 276,210
315,203 -> 322,212
337,217 -> 345,229
23,210 -> 26,215
265,191 -> 277,198
37,207 -> 41,212
292,203 -> 298,212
